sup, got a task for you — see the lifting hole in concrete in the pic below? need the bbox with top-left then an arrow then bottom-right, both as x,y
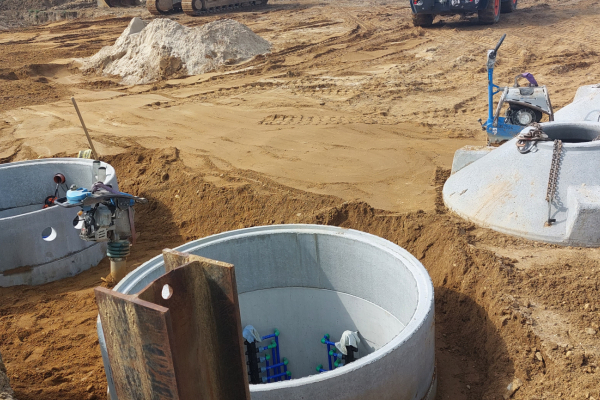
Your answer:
42,227 -> 57,242
543,123 -> 600,143
162,283 -> 173,300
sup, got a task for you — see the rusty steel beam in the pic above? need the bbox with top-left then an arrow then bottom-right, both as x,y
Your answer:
96,250 -> 250,400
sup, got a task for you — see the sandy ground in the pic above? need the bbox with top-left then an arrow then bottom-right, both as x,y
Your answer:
0,0 -> 599,399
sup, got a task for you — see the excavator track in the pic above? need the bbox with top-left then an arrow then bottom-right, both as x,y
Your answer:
99,0 -> 139,6
147,0 -> 183,16
181,0 -> 202,15
147,0 -> 163,15
181,0 -> 268,16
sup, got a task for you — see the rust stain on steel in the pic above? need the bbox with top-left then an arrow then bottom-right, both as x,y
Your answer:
96,249 -> 250,400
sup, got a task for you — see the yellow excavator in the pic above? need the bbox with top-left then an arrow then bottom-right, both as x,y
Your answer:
98,0 -> 268,16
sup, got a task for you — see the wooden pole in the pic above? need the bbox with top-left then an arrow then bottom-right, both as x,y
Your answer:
71,97 -> 99,160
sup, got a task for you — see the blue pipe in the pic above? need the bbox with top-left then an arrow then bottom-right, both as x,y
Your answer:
259,342 -> 276,352
262,371 -> 291,383
329,350 -> 342,359
316,364 -> 326,374
259,355 -> 270,363
261,329 -> 279,341
261,358 -> 289,371
488,67 -> 494,123
271,346 -> 278,381
265,357 -> 270,381
275,334 -> 281,378
322,334 -> 333,370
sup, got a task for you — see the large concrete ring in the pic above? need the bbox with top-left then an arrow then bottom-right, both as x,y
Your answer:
0,158 -> 118,286
99,225 -> 436,400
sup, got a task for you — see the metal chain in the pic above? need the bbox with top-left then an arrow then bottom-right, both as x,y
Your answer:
516,123 -> 550,154
546,139 -> 563,203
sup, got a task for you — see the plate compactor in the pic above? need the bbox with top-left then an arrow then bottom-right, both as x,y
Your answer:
410,0 -> 517,26
480,34 -> 554,144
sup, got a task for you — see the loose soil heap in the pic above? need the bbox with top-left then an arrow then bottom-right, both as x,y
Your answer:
0,0 -> 96,30
0,0 -> 599,398
80,17 -> 271,85
1,147 -> 598,400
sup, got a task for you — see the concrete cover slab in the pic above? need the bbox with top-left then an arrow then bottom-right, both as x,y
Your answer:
555,84 -> 600,123
444,121 -> 600,246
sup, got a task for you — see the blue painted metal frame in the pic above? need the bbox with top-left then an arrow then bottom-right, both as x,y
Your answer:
483,64 -> 524,144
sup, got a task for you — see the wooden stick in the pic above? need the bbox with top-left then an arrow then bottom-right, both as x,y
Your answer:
71,97 -> 99,160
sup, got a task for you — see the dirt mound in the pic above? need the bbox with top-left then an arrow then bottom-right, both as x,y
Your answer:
1,147 -> 598,400
0,0 -> 92,12
79,17 -> 271,85
0,0 -> 95,30
1,0 -> 600,398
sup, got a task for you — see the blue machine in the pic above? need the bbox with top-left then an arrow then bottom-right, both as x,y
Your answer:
480,34 -> 554,144
410,0 -> 518,27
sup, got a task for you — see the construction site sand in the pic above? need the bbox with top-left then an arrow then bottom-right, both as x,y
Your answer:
0,0 -> 599,399
80,17 -> 271,85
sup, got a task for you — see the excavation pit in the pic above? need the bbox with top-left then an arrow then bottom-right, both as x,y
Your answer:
0,158 -> 118,286
99,224 -> 436,400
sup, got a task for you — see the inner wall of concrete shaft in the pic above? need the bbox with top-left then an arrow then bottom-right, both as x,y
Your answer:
105,225 -> 436,400
0,159 -> 117,287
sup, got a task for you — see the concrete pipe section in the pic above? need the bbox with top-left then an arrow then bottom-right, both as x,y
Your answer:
444,121 -> 600,246
0,158 -> 118,286
98,224 -> 436,400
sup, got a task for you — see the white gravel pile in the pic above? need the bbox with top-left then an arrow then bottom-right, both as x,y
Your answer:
80,17 -> 271,85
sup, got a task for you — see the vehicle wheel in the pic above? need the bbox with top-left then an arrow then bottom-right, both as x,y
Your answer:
500,0 -> 517,13
478,0 -> 500,24
412,13 -> 434,27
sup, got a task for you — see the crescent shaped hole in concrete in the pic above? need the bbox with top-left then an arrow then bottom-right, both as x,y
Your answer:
41,227 -> 57,242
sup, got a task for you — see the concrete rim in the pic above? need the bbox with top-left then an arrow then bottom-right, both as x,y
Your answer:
114,224 -> 435,391
534,121 -> 600,149
0,158 -> 117,221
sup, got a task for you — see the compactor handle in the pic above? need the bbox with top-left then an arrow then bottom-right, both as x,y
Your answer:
491,34 -> 507,57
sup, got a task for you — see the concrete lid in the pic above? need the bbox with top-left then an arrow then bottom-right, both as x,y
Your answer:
443,121 -> 600,246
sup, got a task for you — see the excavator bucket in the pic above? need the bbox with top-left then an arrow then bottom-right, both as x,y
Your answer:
98,0 -> 142,7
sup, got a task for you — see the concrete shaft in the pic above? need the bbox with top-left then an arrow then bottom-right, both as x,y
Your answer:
0,159 -> 118,286
444,121 -> 600,246
554,84 -> 600,123
98,225 -> 436,400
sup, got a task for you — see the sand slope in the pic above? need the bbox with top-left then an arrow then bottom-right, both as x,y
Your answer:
0,0 -> 599,399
